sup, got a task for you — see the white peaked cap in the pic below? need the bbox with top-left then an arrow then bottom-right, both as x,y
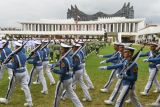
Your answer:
78,41 -> 84,44
15,41 -> 22,47
42,40 -> 48,43
124,47 -> 135,51
35,41 -> 41,45
60,43 -> 72,48
74,43 -> 81,47
149,42 -> 158,46
2,40 -> 7,43
119,43 -> 125,46
18,40 -> 23,43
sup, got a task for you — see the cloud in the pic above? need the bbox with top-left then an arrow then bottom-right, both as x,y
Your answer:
0,0 -> 160,27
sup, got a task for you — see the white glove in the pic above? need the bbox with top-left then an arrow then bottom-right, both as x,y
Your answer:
143,59 -> 148,62
98,55 -> 103,58
48,64 -> 54,68
100,60 -> 106,64
116,74 -> 123,79
98,66 -> 108,70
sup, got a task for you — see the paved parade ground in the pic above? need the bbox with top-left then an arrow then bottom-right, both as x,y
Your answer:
0,44 -> 159,107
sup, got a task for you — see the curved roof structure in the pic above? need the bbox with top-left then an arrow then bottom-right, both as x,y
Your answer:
67,2 -> 134,21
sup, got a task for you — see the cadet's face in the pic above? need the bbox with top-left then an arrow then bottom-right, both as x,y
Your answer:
123,51 -> 130,58
72,46 -> 77,52
150,45 -> 156,51
114,45 -> 118,50
60,48 -> 65,55
15,46 -> 19,49
119,46 -> 124,52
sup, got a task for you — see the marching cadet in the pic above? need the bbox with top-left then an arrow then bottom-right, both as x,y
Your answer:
72,43 -> 92,101
28,41 -> 48,94
78,41 -> 94,90
99,50 -> 127,105
48,42 -> 54,62
143,53 -> 160,106
0,41 -> 33,107
140,43 -> 160,96
99,43 -> 124,93
100,47 -> 142,107
49,43 -> 83,107
0,40 -> 13,80
42,40 -> 56,85
33,40 -> 56,85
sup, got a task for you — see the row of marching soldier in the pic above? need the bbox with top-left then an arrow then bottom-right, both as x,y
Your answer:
0,39 -> 94,107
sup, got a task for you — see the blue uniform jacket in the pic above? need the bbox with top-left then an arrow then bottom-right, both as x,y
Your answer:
72,52 -> 83,72
148,54 -> 160,64
106,59 -> 128,72
52,56 -> 72,81
7,51 -> 26,73
21,48 -> 26,54
105,52 -> 122,64
102,51 -> 118,58
79,50 -> 85,63
140,51 -> 159,68
42,47 -> 49,61
28,50 -> 43,66
122,62 -> 138,86
0,47 -> 12,63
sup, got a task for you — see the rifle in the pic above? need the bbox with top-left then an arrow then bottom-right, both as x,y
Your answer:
3,41 -> 28,64
0,40 -> 9,51
119,44 -> 146,75
40,41 -> 50,50
51,48 -> 72,70
27,44 -> 42,60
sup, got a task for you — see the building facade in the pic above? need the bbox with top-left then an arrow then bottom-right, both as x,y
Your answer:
18,17 -> 145,42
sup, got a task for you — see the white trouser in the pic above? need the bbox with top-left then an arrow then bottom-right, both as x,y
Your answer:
25,67 -> 30,83
73,69 -> 91,99
5,71 -> 32,103
53,79 -> 83,107
29,66 -> 48,92
115,85 -> 142,107
156,95 -> 160,104
104,69 -> 117,89
42,61 -> 55,83
82,63 -> 94,88
108,79 -> 122,102
0,64 -> 13,80
144,68 -> 160,93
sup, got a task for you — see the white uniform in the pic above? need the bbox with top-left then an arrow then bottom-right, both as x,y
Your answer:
42,61 -> 55,84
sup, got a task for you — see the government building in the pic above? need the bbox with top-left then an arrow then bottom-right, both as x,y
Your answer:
0,2 -> 159,43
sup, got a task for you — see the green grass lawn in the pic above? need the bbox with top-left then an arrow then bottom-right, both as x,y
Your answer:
0,45 -> 160,107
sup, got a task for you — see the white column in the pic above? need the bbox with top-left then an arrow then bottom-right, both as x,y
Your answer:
129,23 -> 131,32
118,33 -> 122,42
116,23 -> 118,32
113,23 -> 115,32
55,25 -> 56,31
44,24 -> 47,31
124,23 -> 126,32
133,23 -> 135,32
120,23 -> 123,32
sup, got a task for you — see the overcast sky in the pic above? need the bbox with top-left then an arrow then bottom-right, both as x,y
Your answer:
0,0 -> 160,27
